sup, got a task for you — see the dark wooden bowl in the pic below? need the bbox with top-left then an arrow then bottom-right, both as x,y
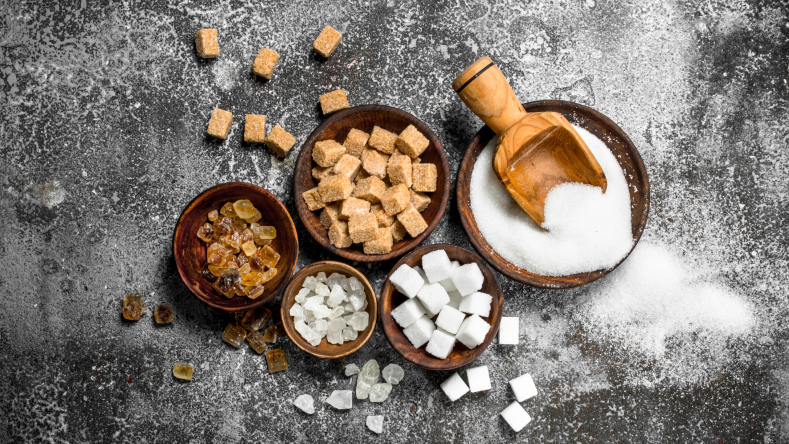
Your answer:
293,105 -> 451,262
456,100 -> 650,289
173,182 -> 299,312
379,244 -> 503,370
280,261 -> 377,359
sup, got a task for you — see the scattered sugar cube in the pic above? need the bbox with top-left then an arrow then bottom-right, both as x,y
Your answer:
363,227 -> 393,255
318,175 -> 353,203
435,305 -> 466,335
328,221 -> 352,248
340,197 -> 371,220
243,114 -> 266,143
509,373 -> 538,402
313,140 -> 346,167
440,372 -> 469,401
501,401 -> 531,432
326,390 -> 352,409
391,220 -> 407,242
447,290 -> 462,310
301,188 -> 325,211
320,203 -> 341,229
207,108 -> 232,140
439,261 -> 460,293
332,154 -> 362,180
403,315 -> 435,348
452,263 -> 485,296
455,315 -> 491,349
366,415 -> 384,434
466,365 -> 491,392
389,264 -> 425,299
319,89 -> 349,115
194,28 -> 219,58
265,124 -> 295,157
313,25 -> 342,58
391,298 -> 426,328
499,317 -> 519,345
412,163 -> 437,192
381,184 -> 411,216
353,176 -> 387,203
387,151 -> 412,187
421,249 -> 453,283
361,148 -> 390,179
368,126 -> 398,154
348,213 -> 378,243
294,394 -> 315,414
416,283 -> 450,317
458,291 -> 493,317
426,328 -> 456,359
409,189 -> 431,212
252,48 -> 280,79
343,128 -> 370,157
396,124 -> 429,158
370,203 -> 395,227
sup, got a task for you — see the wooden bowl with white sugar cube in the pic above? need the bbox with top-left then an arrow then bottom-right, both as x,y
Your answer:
280,261 -> 377,359
379,244 -> 503,370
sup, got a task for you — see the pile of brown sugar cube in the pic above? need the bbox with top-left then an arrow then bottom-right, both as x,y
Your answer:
301,125 -> 438,255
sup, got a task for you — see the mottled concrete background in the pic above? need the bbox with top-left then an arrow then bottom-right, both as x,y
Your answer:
1,0 -> 787,442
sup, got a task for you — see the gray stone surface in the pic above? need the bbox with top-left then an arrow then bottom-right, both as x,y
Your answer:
1,0 -> 787,442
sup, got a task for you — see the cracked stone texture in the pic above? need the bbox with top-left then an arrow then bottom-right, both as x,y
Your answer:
1,0 -> 788,442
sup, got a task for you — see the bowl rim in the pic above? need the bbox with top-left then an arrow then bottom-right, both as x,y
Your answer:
279,260 -> 378,359
455,100 -> 650,289
172,181 -> 299,312
379,243 -> 503,370
293,104 -> 451,262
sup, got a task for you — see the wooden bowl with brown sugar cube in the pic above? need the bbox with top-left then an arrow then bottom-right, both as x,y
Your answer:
173,182 -> 299,312
293,105 -> 451,262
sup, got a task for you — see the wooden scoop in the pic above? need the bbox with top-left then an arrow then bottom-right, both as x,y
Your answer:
452,57 -> 607,227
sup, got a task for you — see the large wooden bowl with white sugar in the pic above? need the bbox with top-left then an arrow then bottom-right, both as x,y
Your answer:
455,100 -> 650,289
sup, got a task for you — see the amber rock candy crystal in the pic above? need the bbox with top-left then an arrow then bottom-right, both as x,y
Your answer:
122,294 -> 146,321
246,330 -> 267,354
266,349 -> 288,373
173,362 -> 194,380
222,322 -> 248,348
240,307 -> 272,331
154,305 -> 175,324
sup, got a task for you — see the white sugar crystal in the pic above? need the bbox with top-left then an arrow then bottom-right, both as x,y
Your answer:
327,284 -> 347,308
391,298 -> 426,328
348,276 -> 364,293
389,264 -> 425,299
295,320 -> 320,343
349,292 -> 366,311
421,249 -> 453,283
447,290 -> 462,310
345,363 -> 360,376
416,283 -> 450,317
369,383 -> 392,402
426,328 -> 456,359
326,390 -> 352,409
304,310 -> 316,323
294,314 -> 305,324
440,372 -> 469,401
303,276 -> 318,290
349,311 -> 369,331
314,319 -> 329,335
455,315 -> 491,349
501,401 -> 531,432
342,326 -> 358,341
366,415 -> 384,434
303,295 -> 325,311
452,263 -> 484,296
356,360 -> 379,399
314,282 -> 330,296
295,287 -> 311,303
509,373 -> 538,402
458,291 -> 493,317
435,305 -> 466,334
293,394 -> 315,414
342,314 -> 354,323
327,272 -> 344,288
312,304 -> 332,319
316,271 -> 327,282
360,297 -> 368,311
308,337 -> 321,346
289,303 -> 304,318
499,317 -> 519,345
327,306 -> 345,321
466,365 -> 491,392
403,315 -> 435,348
327,318 -> 346,344
382,364 -> 404,385
344,302 -> 355,313
340,276 -> 351,292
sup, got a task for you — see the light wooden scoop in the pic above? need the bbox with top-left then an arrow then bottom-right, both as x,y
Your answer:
452,57 -> 607,227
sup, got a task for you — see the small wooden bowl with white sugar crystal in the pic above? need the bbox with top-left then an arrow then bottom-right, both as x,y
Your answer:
379,244 -> 503,370
280,261 -> 377,359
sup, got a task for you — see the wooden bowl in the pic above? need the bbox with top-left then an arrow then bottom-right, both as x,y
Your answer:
379,244 -> 503,370
293,105 -> 451,262
280,261 -> 377,359
456,100 -> 650,289
173,182 -> 299,312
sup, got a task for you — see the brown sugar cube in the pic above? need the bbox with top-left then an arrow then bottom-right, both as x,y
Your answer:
328,221 -> 353,248
412,156 -> 421,165
355,169 -> 369,184
396,206 -> 428,237
207,108 -> 233,140
319,89 -> 349,115
370,203 -> 394,227
313,140 -> 346,167
340,197 -> 371,220
391,220 -> 407,242
332,154 -> 362,179
246,330 -> 267,354
352,176 -> 386,203
312,166 -> 333,181
381,184 -> 411,216
195,28 -> 219,58
266,349 -> 288,373
301,187 -> 326,211
344,128 -> 370,158
252,48 -> 280,79
368,126 -> 398,155
265,124 -> 296,157
396,124 -> 429,158
361,148 -> 389,179
412,163 -> 437,192
320,203 -> 341,229
244,114 -> 266,143
410,189 -> 431,212
313,25 -> 342,58
363,227 -> 393,255
387,151 -> 413,187
317,175 -> 353,203
348,213 -> 378,243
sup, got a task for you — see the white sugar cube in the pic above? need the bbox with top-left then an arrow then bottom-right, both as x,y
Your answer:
389,264 -> 425,299
440,372 -> 469,401
416,283 -> 450,317
402,315 -> 435,349
466,365 -> 491,392
509,373 -> 538,402
413,266 -> 427,282
438,261 -> 460,292
455,314 -> 491,349
499,317 -> 519,345
421,249 -> 453,283
447,290 -> 462,310
434,305 -> 466,335
391,298 -> 426,328
452,263 -> 484,296
458,291 -> 493,317
425,328 -> 456,359
500,401 -> 531,432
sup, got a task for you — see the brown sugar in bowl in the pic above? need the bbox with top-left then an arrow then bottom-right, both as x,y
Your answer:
293,105 -> 451,262
379,244 -> 503,371
280,261 -> 377,359
173,182 -> 299,312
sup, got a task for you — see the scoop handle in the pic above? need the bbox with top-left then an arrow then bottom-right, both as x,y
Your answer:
452,57 -> 528,135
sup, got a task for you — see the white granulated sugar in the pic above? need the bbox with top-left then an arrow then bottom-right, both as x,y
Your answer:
469,125 -> 634,276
